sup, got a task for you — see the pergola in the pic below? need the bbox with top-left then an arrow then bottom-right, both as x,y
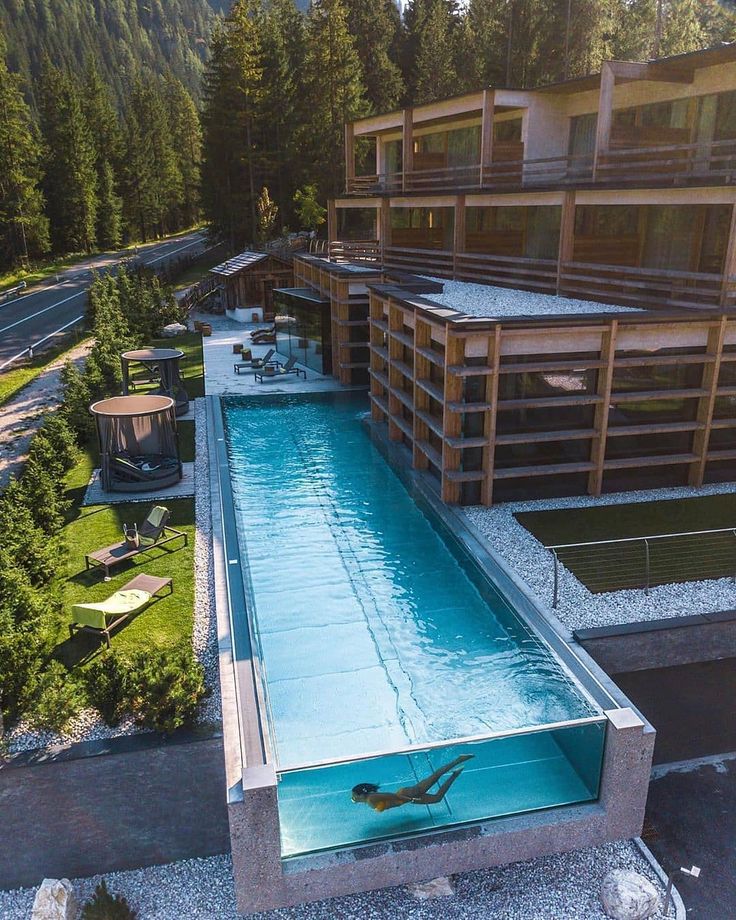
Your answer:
90,395 -> 182,493
121,348 -> 189,416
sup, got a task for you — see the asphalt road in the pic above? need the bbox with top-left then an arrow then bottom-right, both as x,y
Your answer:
0,230 -> 207,368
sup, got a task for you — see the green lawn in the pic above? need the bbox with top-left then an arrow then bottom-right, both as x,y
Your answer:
0,333 -> 90,408
139,331 -> 205,399
517,494 -> 736,594
52,447 -> 195,671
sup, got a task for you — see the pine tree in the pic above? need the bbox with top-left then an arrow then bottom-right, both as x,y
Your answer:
457,0 -> 508,92
38,63 -> 98,253
660,0 -> 707,56
201,1 -> 265,246
0,28 -> 49,269
301,0 -> 369,200
83,59 -> 124,248
256,186 -> 279,242
414,0 -> 460,104
342,0 -> 404,113
163,76 -> 202,228
259,0 -> 306,227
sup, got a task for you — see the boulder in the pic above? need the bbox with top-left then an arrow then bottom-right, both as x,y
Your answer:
160,322 -> 188,337
601,870 -> 660,920
31,878 -> 78,920
407,876 -> 455,901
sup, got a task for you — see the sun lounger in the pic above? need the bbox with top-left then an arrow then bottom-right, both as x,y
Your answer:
85,505 -> 187,578
69,573 -> 173,646
254,355 -> 307,382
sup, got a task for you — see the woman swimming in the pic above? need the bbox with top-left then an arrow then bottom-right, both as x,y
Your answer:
351,754 -> 474,813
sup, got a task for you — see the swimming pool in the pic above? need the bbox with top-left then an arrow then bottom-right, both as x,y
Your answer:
224,392 -> 606,857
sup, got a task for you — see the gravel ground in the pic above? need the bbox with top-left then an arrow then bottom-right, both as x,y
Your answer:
464,480 -> 736,631
5,399 -> 221,753
0,841 -> 672,919
421,277 -> 643,319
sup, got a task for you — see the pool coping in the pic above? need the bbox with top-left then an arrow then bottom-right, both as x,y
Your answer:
206,393 -> 657,915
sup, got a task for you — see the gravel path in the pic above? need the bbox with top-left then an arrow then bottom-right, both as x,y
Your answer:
0,841 -> 673,919
464,480 -> 736,632
0,339 -> 92,488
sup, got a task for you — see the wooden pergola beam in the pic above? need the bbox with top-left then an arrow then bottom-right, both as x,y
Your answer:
402,108 -> 414,193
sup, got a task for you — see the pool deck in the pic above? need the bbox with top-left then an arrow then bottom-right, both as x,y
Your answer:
192,312 -> 352,397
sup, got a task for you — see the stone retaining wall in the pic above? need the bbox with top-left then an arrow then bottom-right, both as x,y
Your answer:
0,728 -> 229,889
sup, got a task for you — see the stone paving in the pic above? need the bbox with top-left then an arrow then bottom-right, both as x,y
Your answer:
0,339 -> 91,487
192,310 -> 350,397
82,462 -> 196,505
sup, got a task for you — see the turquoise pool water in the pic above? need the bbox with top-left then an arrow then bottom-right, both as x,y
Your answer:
223,392 -> 604,855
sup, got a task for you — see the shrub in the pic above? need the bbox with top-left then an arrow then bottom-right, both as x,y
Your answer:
34,414 -> 78,474
128,647 -> 205,734
0,481 -> 59,584
18,457 -> 68,534
24,660 -> 83,732
0,614 -> 44,725
60,360 -> 95,442
81,880 -> 137,920
84,651 -> 131,727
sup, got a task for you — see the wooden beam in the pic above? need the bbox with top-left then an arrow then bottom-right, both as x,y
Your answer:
593,62 -> 615,179
720,203 -> 736,308
480,89 -> 495,186
344,122 -> 355,193
556,190 -> 576,294
587,320 -> 618,496
453,194 -> 466,280
379,197 -> 391,263
689,316 -> 727,486
327,199 -> 337,245
402,108 -> 414,193
482,326 -> 501,506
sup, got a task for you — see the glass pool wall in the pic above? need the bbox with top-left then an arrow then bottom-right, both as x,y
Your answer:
223,392 -> 607,857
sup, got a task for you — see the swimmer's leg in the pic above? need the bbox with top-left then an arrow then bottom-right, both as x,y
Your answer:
416,769 -> 465,804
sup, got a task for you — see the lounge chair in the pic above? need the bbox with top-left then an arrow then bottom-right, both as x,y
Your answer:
251,327 -> 276,344
85,505 -> 187,578
234,347 -> 281,374
70,573 -> 173,647
110,454 -> 180,485
254,355 -> 307,382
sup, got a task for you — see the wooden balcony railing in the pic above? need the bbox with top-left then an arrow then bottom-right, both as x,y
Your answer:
328,240 -> 381,264
595,138 -> 736,185
383,246 -> 454,278
559,261 -> 728,311
455,252 -> 558,293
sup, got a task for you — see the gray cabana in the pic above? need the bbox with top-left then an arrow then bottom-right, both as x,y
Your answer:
121,348 -> 189,416
90,395 -> 182,492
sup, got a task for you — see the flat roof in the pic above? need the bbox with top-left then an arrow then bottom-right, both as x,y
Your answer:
420,278 -> 645,320
274,287 -> 329,304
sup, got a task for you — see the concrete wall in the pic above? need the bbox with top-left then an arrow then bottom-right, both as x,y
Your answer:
577,612 -> 736,674
0,730 -> 229,890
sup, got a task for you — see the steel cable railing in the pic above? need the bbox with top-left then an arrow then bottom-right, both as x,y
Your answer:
548,527 -> 736,607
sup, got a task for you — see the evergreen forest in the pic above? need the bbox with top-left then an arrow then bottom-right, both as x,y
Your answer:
1,0 -> 735,273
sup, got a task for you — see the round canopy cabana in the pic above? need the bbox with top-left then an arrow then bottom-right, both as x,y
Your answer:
121,348 -> 189,416
90,395 -> 182,493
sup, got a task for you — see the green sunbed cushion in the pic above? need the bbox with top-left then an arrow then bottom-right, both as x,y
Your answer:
72,589 -> 152,631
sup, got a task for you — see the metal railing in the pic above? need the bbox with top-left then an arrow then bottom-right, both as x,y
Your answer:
548,526 -> 736,608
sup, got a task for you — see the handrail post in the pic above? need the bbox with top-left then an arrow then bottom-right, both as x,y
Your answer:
644,538 -> 651,595
552,549 -> 560,609
732,530 -> 736,583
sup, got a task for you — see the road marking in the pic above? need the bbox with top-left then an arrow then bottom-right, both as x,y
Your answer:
651,750 -> 736,779
0,313 -> 86,371
142,236 -> 204,266
0,290 -> 87,336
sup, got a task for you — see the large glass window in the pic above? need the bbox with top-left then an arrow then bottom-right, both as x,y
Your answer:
273,288 -> 332,375
337,208 -> 377,241
465,206 -> 561,260
611,355 -> 705,393
390,207 -> 454,250
495,439 -> 591,469
568,113 -> 597,158
384,139 -> 402,176
605,430 -> 694,460
447,126 -> 481,168
496,404 -> 596,435
499,366 -> 598,401
607,396 -> 699,427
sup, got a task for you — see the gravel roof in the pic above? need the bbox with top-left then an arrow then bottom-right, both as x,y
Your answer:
422,278 -> 645,319
464,481 -> 736,632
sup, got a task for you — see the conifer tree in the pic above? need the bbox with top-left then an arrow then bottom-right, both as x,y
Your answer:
38,63 -> 98,253
83,59 -> 124,248
456,0 -> 507,92
301,0 -> 369,200
342,0 -> 404,113
96,160 -> 123,250
414,0 -> 460,104
201,1 -> 265,246
0,29 -> 49,269
163,75 -> 202,228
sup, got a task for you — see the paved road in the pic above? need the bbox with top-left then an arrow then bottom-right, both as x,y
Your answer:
0,230 -> 207,368
614,659 -> 736,920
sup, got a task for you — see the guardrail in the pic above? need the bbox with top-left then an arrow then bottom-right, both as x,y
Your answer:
0,281 -> 27,303
548,527 -> 736,608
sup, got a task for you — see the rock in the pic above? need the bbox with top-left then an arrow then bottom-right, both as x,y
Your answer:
160,322 -> 188,337
601,870 -> 660,920
407,876 -> 455,901
31,878 -> 78,920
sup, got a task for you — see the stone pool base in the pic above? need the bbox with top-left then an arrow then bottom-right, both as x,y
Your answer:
228,707 -> 652,914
